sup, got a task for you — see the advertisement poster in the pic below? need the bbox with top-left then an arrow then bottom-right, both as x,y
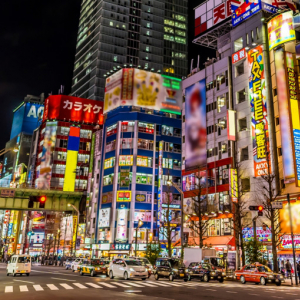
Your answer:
242,227 -> 272,243
232,0 -> 261,27
43,95 -> 103,125
185,79 -> 207,170
36,121 -> 57,189
119,169 -> 130,187
280,234 -> 300,249
248,45 -> 271,177
134,211 -> 151,222
116,209 -> 128,241
117,191 -> 131,202
157,141 -> 163,225
61,216 -> 73,241
31,212 -> 45,230
274,48 -> 295,182
230,169 -> 238,202
119,155 -> 133,166
102,192 -> 113,204
280,202 -> 300,234
268,11 -> 296,51
98,208 -> 111,228
183,174 -> 195,192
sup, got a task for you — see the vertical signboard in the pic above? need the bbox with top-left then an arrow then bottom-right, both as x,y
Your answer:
157,141 -> 163,225
116,209 -> 128,241
36,121 -> 57,189
185,79 -> 207,170
63,127 -> 80,192
86,133 -> 95,206
227,110 -> 236,141
286,52 -> 300,186
248,45 -> 271,177
72,215 -> 78,247
230,169 -> 238,202
274,49 -> 295,183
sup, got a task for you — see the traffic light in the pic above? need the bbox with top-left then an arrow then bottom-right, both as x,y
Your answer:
28,195 -> 47,209
39,196 -> 47,208
258,205 -> 263,216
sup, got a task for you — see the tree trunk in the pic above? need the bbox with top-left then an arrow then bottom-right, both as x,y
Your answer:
270,209 -> 278,272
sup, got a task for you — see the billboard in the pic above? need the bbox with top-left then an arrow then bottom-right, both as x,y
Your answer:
31,212 -> 45,230
268,11 -> 296,51
231,0 -> 261,27
116,209 -> 128,241
117,191 -> 131,202
36,121 -> 57,189
43,95 -> 103,124
230,169 -> 238,202
248,45 -> 271,177
10,102 -> 44,140
185,80 -> 207,171
242,227 -> 272,243
274,49 -> 298,183
280,201 -> 300,234
104,69 -> 182,114
63,127 -> 80,192
280,235 -> 300,249
98,208 -> 111,228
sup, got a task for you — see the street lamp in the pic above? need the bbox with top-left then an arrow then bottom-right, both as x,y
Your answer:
68,203 -> 80,257
135,219 -> 144,257
167,180 -> 184,258
27,231 -> 33,255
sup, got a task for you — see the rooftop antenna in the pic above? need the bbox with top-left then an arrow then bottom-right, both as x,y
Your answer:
197,55 -> 200,71
190,59 -> 194,73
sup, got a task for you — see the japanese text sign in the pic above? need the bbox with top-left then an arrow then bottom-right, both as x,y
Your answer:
232,48 -> 246,64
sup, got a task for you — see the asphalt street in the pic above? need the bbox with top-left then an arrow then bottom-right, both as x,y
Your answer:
0,263 -> 299,300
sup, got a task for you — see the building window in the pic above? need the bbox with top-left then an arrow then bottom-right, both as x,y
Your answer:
137,156 -> 153,167
113,56 -> 118,62
217,96 -> 225,112
234,37 -> 243,52
241,147 -> 249,161
275,117 -> 280,126
138,139 -> 154,150
235,62 -> 244,77
241,178 -> 250,192
105,140 -> 116,152
278,147 -> 282,156
103,174 -> 114,186
104,157 -> 115,169
237,89 -> 246,103
256,27 -> 259,39
138,122 -> 154,134
246,33 -> 249,45
136,173 -> 153,184
239,117 -> 247,131
146,46 -> 150,52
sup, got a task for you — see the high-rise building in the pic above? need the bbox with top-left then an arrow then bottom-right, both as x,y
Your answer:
71,0 -> 188,102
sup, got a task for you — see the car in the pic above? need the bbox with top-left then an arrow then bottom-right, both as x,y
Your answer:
71,258 -> 84,272
186,262 -> 225,282
154,258 -> 187,281
129,257 -> 153,278
65,258 -> 75,270
7,255 -> 31,277
108,259 -> 148,280
235,263 -> 285,286
78,259 -> 110,277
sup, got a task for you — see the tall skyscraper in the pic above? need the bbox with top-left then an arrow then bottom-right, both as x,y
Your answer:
71,0 -> 188,101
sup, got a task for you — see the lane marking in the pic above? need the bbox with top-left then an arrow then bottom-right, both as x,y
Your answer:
206,289 -> 216,291
5,286 -> 13,293
51,277 -> 76,281
60,283 -> 74,290
226,291 -> 237,293
13,279 -> 35,284
126,282 -> 145,287
20,285 -> 29,292
33,285 -> 44,291
135,282 -> 158,287
86,283 -> 102,288
112,282 -> 131,288
73,283 -> 88,289
31,270 -> 77,277
47,284 -> 59,290
97,282 -> 117,288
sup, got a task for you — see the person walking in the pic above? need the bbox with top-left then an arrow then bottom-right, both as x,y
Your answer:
286,259 -> 292,279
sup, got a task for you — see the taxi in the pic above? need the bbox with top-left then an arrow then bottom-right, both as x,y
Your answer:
78,259 -> 110,277
235,263 -> 284,286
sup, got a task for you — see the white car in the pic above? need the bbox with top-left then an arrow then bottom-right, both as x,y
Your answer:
108,259 -> 148,280
71,258 -> 84,272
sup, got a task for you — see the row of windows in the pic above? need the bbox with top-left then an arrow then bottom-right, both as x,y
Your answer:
163,35 -> 186,44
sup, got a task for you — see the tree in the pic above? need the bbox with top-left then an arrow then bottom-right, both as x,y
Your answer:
145,242 -> 162,265
159,187 -> 181,257
243,239 -> 267,265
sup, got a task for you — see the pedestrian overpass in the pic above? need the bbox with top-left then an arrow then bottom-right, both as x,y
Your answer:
0,187 -> 82,211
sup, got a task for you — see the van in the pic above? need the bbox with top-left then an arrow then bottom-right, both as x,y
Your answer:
7,255 -> 31,276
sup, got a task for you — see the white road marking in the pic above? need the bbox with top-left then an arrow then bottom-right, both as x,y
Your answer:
47,284 -> 59,290
60,283 -> 74,290
51,277 -> 76,281
97,282 -> 117,288
86,283 -> 102,288
206,289 -> 216,291
146,282 -> 172,287
13,279 -> 35,284
73,283 -> 88,289
5,286 -> 13,293
33,285 -> 44,291
20,285 -> 29,292
31,270 -> 77,277
112,282 -> 131,288
126,282 -> 145,287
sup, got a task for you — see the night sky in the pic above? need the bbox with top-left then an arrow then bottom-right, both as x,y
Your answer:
0,0 -> 211,150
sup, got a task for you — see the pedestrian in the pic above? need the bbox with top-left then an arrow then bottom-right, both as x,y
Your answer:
286,259 -> 292,278
267,261 -> 272,271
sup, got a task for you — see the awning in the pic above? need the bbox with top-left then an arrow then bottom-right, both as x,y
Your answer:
278,250 -> 300,255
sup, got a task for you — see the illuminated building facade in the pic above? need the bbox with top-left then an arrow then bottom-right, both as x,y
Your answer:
71,0 -> 188,101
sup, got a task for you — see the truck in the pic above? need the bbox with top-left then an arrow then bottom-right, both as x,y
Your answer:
183,248 -> 225,271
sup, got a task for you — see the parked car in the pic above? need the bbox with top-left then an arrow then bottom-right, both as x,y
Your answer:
71,258 -> 84,272
129,257 -> 153,277
235,263 -> 284,286
154,258 -> 187,281
186,262 -> 225,282
78,259 -> 109,277
65,258 -> 76,270
108,258 -> 148,280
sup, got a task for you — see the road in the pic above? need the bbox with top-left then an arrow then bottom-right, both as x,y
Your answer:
0,263 -> 299,300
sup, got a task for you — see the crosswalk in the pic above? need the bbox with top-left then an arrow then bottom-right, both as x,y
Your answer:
1,280 -> 294,294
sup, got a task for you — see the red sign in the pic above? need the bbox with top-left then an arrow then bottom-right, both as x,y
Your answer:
43,95 -> 103,125
232,48 -> 246,64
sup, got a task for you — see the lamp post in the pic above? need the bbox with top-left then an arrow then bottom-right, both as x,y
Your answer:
168,181 -> 184,258
68,204 -> 80,257
135,219 -> 144,257
27,231 -> 33,255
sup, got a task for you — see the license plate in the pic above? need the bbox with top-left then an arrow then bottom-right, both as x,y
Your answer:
180,274 -> 184,277
275,279 -> 279,282
218,276 -> 221,279
21,271 -> 25,273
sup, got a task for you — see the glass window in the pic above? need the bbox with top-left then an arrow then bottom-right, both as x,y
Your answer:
119,155 -> 133,166
235,62 -> 244,76
106,140 -> 116,152
175,22 -> 186,29
217,96 -> 225,113
121,121 -> 135,132
137,156 -> 152,167
162,125 -> 173,136
136,173 -> 153,185
164,34 -> 174,41
175,37 -> 186,44
107,124 -> 117,136
234,37 -> 243,52
164,19 -> 174,26
239,117 -> 247,131
164,27 -> 174,34
138,139 -> 154,150
103,174 -> 114,186
237,89 -> 246,103
104,157 -> 115,169
138,122 -> 154,134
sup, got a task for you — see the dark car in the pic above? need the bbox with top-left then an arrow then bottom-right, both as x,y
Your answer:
186,262 -> 225,283
154,258 -> 187,281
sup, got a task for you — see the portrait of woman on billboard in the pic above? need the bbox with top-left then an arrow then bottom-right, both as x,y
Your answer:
185,80 -> 206,170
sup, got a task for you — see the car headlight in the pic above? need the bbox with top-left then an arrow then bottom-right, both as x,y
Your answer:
129,268 -> 135,272
211,272 -> 215,275
222,272 -> 226,276
172,269 -> 178,272
145,268 -> 148,272
280,275 -> 284,279
268,275 -> 274,278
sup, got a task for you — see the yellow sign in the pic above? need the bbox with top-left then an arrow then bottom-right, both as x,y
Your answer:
117,191 -> 131,202
73,215 -> 78,244
268,11 -> 296,50
119,155 -> 133,166
230,169 -> 238,202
